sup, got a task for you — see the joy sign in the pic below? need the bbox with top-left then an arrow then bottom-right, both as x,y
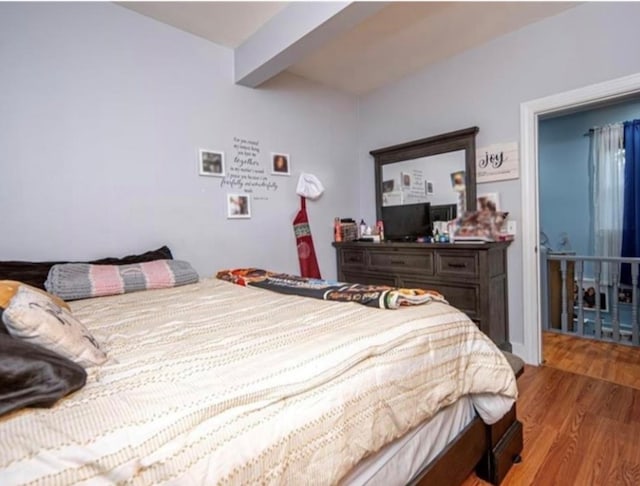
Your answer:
476,142 -> 519,183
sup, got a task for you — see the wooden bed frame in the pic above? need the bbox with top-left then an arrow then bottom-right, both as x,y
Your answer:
410,404 -> 523,486
410,357 -> 525,486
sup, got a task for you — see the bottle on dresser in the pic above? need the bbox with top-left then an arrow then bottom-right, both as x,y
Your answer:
334,217 -> 342,242
359,219 -> 367,238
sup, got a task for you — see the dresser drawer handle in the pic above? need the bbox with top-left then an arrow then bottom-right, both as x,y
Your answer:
347,257 -> 361,263
390,260 -> 406,265
447,263 -> 467,269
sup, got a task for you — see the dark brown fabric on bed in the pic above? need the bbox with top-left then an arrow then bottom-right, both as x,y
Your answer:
0,333 -> 87,417
89,245 -> 173,266
0,246 -> 174,290
0,308 -> 7,334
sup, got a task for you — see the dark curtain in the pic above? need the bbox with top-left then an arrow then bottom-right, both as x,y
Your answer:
621,119 -> 640,285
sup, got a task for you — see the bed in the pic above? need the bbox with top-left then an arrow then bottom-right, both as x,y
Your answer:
0,261 -> 522,485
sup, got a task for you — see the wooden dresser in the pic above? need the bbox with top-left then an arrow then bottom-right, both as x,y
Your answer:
333,241 -> 512,351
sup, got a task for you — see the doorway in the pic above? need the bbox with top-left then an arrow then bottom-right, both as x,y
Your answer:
520,72 -> 640,365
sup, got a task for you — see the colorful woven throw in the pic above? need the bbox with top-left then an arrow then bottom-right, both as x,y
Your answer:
216,268 -> 446,309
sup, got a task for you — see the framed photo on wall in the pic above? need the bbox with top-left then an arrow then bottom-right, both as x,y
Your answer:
271,153 -> 290,176
227,194 -> 251,219
425,180 -> 434,195
199,149 -> 225,177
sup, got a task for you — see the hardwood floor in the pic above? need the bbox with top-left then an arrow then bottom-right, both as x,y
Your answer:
542,331 -> 640,389
462,363 -> 640,485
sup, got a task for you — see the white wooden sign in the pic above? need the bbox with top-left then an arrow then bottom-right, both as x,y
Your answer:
476,142 -> 519,183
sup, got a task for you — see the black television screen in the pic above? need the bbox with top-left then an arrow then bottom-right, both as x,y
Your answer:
381,202 -> 432,241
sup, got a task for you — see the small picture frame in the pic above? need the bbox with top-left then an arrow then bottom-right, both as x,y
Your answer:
573,279 -> 608,313
402,172 -> 411,188
618,287 -> 633,304
271,153 -> 290,176
227,194 -> 251,219
199,149 -> 225,177
382,180 -> 394,193
451,170 -> 465,190
426,180 -> 434,195
477,193 -> 500,211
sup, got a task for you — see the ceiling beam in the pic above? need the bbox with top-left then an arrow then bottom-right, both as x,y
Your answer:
234,2 -> 386,88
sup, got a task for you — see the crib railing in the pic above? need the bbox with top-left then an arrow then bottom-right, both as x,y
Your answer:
542,252 -> 640,346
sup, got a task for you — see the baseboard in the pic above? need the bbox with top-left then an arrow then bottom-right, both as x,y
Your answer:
510,342 -> 533,365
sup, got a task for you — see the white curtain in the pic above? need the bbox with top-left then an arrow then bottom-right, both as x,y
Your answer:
590,123 -> 625,285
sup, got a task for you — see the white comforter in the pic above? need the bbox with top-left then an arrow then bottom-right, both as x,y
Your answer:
0,278 -> 517,485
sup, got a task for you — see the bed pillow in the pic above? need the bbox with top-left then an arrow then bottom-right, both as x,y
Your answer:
0,280 -> 70,311
2,286 -> 107,367
0,333 -> 87,417
0,245 -> 174,290
45,260 -> 199,301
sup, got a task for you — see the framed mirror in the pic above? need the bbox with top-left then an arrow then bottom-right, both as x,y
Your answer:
371,127 -> 479,223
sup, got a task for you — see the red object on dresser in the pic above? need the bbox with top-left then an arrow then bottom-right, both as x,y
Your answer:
293,197 -> 321,279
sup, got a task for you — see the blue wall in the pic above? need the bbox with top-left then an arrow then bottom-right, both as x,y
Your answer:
540,99 -> 640,331
539,99 -> 640,255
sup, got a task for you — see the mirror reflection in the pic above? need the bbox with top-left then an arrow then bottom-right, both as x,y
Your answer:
372,126 -> 479,227
381,150 -> 466,210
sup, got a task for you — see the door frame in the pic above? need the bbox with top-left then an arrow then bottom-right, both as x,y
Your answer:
520,72 -> 640,365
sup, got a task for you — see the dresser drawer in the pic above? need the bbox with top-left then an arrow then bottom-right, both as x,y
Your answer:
403,279 -> 479,318
341,271 -> 397,287
435,251 -> 478,278
369,250 -> 434,274
477,417 -> 523,485
340,249 -> 366,267
333,241 -> 512,351
438,285 -> 479,318
489,405 -> 517,447
489,420 -> 523,485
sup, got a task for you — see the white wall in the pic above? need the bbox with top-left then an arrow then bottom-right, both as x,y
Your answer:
6,2 -> 640,346
381,151 -> 464,207
358,2 -> 640,347
0,3 -> 359,279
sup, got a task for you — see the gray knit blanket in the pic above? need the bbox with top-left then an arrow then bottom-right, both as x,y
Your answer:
45,260 -> 199,300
